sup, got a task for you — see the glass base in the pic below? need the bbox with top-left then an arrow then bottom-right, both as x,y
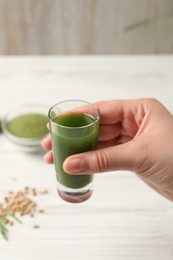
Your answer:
57,181 -> 93,203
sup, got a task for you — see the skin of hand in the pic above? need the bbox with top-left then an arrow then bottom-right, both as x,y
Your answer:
42,98 -> 173,201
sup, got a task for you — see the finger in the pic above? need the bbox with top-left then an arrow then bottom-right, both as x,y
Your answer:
98,123 -> 121,141
95,100 -> 123,124
96,133 -> 134,149
43,151 -> 54,164
94,99 -> 146,126
63,140 -> 139,174
116,135 -> 133,144
41,135 -> 52,151
96,139 -> 117,149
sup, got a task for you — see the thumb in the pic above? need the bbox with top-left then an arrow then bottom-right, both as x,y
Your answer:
63,141 -> 139,174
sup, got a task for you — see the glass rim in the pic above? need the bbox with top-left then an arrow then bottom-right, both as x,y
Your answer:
48,99 -> 100,130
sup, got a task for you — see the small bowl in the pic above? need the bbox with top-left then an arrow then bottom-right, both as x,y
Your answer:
2,104 -> 49,152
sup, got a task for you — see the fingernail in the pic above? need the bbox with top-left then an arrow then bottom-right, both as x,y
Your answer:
64,158 -> 85,174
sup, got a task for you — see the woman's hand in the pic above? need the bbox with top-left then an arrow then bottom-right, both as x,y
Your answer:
42,98 -> 173,201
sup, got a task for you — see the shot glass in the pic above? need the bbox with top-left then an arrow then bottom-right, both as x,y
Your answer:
48,100 -> 100,203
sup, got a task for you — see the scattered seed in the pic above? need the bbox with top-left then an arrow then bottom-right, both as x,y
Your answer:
39,189 -> 48,195
4,219 -> 10,224
38,209 -> 45,214
1,186 -> 48,240
32,224 -> 39,229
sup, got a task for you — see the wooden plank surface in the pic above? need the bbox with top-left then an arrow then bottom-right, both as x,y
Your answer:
0,0 -> 173,54
0,56 -> 173,260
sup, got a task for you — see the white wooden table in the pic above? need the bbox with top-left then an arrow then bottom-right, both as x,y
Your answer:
0,56 -> 173,260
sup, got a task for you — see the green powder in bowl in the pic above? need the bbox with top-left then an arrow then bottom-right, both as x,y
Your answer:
7,113 -> 48,138
2,104 -> 49,151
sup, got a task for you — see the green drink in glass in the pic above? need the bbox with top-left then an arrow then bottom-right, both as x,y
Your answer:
48,100 -> 100,203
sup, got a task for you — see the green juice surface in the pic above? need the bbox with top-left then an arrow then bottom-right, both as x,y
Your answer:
51,113 -> 99,189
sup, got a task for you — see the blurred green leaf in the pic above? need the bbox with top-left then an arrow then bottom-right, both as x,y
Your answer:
124,17 -> 173,32
0,118 -> 2,133
0,220 -> 8,241
0,206 -> 22,241
9,213 -> 23,224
